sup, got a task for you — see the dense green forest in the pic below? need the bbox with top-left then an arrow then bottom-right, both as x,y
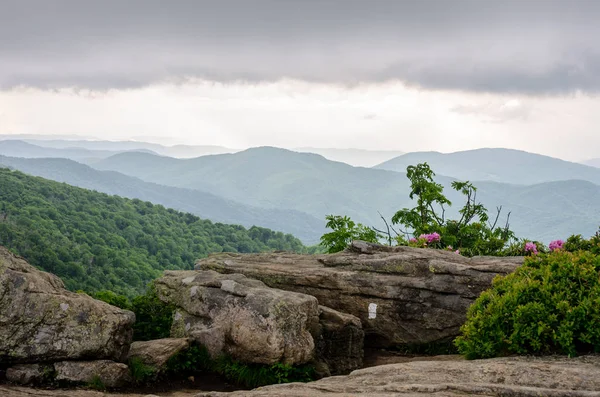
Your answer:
0,168 -> 310,297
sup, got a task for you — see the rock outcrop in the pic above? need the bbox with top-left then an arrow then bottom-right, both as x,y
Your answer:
0,247 -> 135,363
127,338 -> 191,373
196,241 -> 523,347
54,360 -> 132,388
154,270 -> 320,365
195,355 -> 600,397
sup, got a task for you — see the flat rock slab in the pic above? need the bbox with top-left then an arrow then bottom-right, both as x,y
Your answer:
196,241 -> 523,347
195,355 -> 600,397
0,247 -> 135,363
154,270 -> 319,365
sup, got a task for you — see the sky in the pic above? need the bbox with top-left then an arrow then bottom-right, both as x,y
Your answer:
1,0 -> 600,161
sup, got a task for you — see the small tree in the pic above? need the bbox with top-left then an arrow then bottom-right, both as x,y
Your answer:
391,162 -> 514,256
320,215 -> 380,253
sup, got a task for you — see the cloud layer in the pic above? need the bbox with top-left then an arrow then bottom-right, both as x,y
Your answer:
2,0 -> 600,93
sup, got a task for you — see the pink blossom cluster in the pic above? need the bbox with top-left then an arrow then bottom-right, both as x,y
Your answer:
549,239 -> 564,252
418,232 -> 441,243
524,242 -> 538,254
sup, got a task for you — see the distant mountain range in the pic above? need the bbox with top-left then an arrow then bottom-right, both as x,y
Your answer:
89,146 -> 600,243
0,140 -> 156,162
0,155 -> 324,244
375,148 -> 600,185
2,137 -> 599,243
0,137 -> 404,167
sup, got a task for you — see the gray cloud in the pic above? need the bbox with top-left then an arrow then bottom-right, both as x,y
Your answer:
2,0 -> 600,93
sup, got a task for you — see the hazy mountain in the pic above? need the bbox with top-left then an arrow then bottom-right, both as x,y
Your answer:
11,138 -> 236,159
582,158 -> 600,168
375,148 -> 600,185
0,140 -> 154,162
0,155 -> 324,244
293,147 -> 404,167
91,147 -> 600,243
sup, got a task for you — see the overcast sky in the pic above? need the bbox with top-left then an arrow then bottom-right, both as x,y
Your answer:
1,0 -> 600,160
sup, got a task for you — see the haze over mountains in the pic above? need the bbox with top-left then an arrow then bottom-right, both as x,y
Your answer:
376,149 -> 600,185
1,137 -> 600,244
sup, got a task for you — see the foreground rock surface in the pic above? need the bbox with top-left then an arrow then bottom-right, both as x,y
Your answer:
196,355 -> 600,397
0,247 -> 135,363
197,241 -> 523,347
54,360 -> 132,388
154,270 -> 319,365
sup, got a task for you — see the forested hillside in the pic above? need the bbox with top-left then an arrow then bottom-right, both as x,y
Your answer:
0,155 -> 325,243
0,168 -> 308,297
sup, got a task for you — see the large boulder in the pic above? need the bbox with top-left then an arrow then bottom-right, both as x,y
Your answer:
0,246 -> 135,363
154,270 -> 320,365
196,241 -> 523,347
196,355 -> 600,397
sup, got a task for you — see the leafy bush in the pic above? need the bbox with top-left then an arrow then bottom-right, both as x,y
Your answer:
455,250 -> 600,359
320,215 -> 380,253
94,282 -> 175,341
166,343 -> 315,389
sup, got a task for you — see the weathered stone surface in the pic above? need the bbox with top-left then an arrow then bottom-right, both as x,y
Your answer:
127,338 -> 191,371
196,241 -> 523,347
0,385 -> 195,397
313,305 -> 363,376
195,355 -> 600,396
0,247 -> 135,363
6,363 -> 53,385
154,270 -> 320,365
54,360 -> 132,388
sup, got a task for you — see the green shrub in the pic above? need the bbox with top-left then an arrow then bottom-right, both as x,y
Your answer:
128,357 -> 157,384
320,215 -> 380,253
93,283 -> 174,341
130,282 -> 175,341
455,250 -> 600,359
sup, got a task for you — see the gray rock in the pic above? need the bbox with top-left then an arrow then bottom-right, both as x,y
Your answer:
6,363 -> 54,385
154,270 -> 320,365
127,338 -> 191,372
0,247 -> 135,363
54,360 -> 132,388
195,355 -> 600,396
314,306 -> 363,376
196,241 -> 522,347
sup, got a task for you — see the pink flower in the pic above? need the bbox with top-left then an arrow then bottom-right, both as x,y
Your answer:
418,232 -> 441,243
409,238 -> 418,243
455,250 -> 460,254
525,242 -> 538,254
549,239 -> 564,252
